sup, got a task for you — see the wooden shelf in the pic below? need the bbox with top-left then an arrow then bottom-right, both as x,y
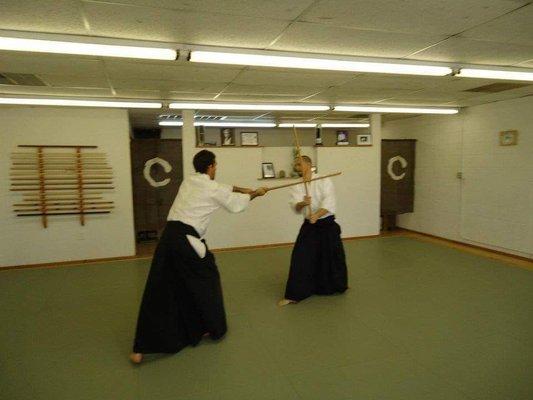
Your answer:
257,177 -> 299,181
315,145 -> 372,147
195,146 -> 264,149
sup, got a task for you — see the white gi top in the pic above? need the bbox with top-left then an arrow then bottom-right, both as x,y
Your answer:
290,173 -> 336,219
167,173 -> 250,237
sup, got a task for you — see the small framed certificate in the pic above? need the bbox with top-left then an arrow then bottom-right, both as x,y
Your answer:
241,131 -> 259,146
262,162 -> 275,178
357,134 -> 372,146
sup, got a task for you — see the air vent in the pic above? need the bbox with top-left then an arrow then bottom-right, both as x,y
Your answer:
0,72 -> 46,86
464,82 -> 530,93
195,115 -> 227,121
158,114 -> 227,121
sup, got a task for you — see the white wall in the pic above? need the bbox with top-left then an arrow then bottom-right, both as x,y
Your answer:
0,106 -> 136,267
383,96 -> 533,259
180,116 -> 381,249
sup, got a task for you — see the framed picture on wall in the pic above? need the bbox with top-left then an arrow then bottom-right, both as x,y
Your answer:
220,128 -> 235,146
262,162 -> 276,178
357,134 -> 372,146
241,131 -> 259,146
499,130 -> 518,146
336,130 -> 349,145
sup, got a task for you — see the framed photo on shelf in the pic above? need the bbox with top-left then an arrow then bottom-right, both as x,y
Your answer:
336,130 -> 349,145
262,162 -> 276,179
357,134 -> 372,146
241,131 -> 259,146
220,128 -> 235,146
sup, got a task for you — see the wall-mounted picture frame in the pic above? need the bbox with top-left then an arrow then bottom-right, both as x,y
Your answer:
357,134 -> 373,146
336,130 -> 349,145
262,162 -> 276,179
499,130 -> 518,146
241,131 -> 259,146
220,128 -> 235,146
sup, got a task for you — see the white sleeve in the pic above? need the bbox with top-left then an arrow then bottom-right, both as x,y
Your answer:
319,179 -> 336,214
213,183 -> 250,213
289,187 -> 304,214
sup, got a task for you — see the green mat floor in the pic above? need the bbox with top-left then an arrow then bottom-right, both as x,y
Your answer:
1,236 -> 532,400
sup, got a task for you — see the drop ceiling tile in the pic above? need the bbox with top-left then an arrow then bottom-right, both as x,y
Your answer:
223,83 -> 318,96
377,98 -> 462,106
37,74 -> 110,88
101,0 -> 315,20
0,0 -> 87,35
83,2 -> 288,47
111,79 -> 227,92
233,69 -> 353,88
299,0 -> 530,36
167,92 -> 218,100
404,89 -> 484,100
0,85 -> 112,97
214,94 -> 307,102
340,74 -> 448,91
306,87 -> 419,103
104,61 -> 243,83
460,4 -> 533,46
270,22 -> 447,58
0,53 -> 105,76
407,37 -> 533,66
431,77 -> 504,92
515,59 -> 533,67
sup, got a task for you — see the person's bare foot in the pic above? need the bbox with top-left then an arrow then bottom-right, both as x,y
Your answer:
278,298 -> 297,307
129,353 -> 143,364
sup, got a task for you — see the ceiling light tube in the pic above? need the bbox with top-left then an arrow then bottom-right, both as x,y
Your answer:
194,121 -> 276,128
334,105 -> 458,114
278,123 -> 317,128
456,68 -> 533,81
159,121 -> 183,126
0,36 -> 176,60
320,123 -> 370,128
169,102 -> 330,111
0,97 -> 162,108
189,50 -> 452,76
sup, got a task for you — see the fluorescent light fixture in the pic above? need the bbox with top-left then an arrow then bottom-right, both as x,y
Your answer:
190,50 -> 452,76
195,121 -> 276,128
0,36 -> 176,60
169,102 -> 329,111
320,123 -> 370,128
278,123 -> 317,128
0,97 -> 162,108
159,121 -> 183,126
456,68 -> 533,81
334,105 -> 458,114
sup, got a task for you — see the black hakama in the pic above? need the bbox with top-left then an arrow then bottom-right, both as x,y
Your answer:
284,215 -> 348,302
133,221 -> 227,354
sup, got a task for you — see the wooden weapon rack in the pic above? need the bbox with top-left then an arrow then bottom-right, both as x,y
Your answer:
10,145 -> 115,228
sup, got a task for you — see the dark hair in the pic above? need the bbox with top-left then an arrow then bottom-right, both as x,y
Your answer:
295,155 -> 312,165
193,150 -> 216,173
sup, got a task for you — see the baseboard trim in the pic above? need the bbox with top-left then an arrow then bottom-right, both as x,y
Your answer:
0,254 -> 144,271
402,228 -> 533,265
0,234 -> 381,271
